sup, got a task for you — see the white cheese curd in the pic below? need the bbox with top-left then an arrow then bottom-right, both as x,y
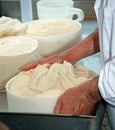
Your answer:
25,19 -> 82,57
0,35 -> 41,90
26,19 -> 79,36
9,61 -> 96,98
0,16 -> 27,37
0,36 -> 38,56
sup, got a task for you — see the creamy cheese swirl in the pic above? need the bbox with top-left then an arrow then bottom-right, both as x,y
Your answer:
9,61 -> 96,98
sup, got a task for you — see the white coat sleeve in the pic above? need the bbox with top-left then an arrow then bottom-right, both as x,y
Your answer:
99,57 -> 115,106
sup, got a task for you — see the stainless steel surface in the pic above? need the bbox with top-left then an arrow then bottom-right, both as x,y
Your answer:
0,101 -> 105,130
0,92 -> 8,112
0,113 -> 96,130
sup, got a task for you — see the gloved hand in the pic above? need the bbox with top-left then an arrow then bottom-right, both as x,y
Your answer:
54,76 -> 101,115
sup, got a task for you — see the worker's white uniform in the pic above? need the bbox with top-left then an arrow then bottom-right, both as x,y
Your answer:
94,0 -> 115,129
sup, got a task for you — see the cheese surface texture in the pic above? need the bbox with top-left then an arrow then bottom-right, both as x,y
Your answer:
26,19 -> 79,36
0,35 -> 38,56
9,61 -> 96,98
0,16 -> 27,37
0,35 -> 41,90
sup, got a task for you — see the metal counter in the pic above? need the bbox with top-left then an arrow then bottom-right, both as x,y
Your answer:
0,101 -> 106,130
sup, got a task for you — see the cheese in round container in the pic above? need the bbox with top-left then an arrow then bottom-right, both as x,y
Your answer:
6,61 -> 97,113
0,35 -> 41,91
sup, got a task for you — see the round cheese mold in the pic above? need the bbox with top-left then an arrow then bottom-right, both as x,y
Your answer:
0,35 -> 41,90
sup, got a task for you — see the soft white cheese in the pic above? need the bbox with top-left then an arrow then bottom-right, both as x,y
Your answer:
0,35 -> 38,56
9,61 -> 96,98
26,19 -> 79,36
0,16 -> 27,37
0,35 -> 41,90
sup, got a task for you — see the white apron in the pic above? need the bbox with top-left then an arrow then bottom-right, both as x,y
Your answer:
94,0 -> 115,129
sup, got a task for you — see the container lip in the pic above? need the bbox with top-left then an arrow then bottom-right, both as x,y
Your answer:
0,111 -> 96,118
26,28 -> 81,40
25,19 -> 82,38
0,36 -> 39,63
0,46 -> 39,63
6,76 -> 60,100
6,76 -> 97,118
